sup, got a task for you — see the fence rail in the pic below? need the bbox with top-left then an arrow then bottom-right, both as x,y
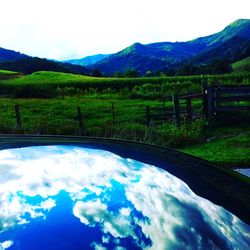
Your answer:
206,84 -> 250,119
146,84 -> 250,124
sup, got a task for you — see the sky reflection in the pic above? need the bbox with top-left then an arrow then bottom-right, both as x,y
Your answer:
0,146 -> 249,250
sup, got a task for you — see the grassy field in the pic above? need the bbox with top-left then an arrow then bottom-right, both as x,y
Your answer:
0,70 -> 250,167
232,56 -> 250,73
0,94 -> 164,134
181,125 -> 250,167
0,69 -> 23,80
0,69 -> 19,74
1,71 -> 250,98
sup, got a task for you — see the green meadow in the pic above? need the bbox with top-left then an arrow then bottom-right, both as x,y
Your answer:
1,71 -> 249,96
0,70 -> 250,167
232,56 -> 250,73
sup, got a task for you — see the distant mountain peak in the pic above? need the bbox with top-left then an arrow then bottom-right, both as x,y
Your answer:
64,54 -> 111,66
228,19 -> 250,27
219,18 -> 250,41
119,43 -> 146,56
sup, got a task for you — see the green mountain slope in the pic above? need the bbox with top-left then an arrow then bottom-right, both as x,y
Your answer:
187,36 -> 250,66
191,19 -> 250,47
89,19 -> 250,76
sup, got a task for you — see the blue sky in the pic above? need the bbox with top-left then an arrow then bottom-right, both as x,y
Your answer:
0,0 -> 249,60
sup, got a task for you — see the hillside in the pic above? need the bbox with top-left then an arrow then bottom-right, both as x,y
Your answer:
0,71 -> 94,85
190,19 -> 250,47
0,69 -> 23,80
232,56 -> 250,72
0,56 -> 89,75
87,19 -> 250,76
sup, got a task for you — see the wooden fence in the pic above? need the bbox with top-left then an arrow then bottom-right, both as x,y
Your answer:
6,84 -> 250,134
146,84 -> 250,125
205,84 -> 250,120
146,92 -> 203,126
10,102 -> 116,136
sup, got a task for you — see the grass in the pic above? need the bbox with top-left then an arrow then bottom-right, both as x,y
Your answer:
0,93 -> 204,146
1,71 -> 250,94
0,94 -> 165,134
0,69 -> 23,80
181,125 -> 250,167
0,69 -> 19,74
232,57 -> 250,73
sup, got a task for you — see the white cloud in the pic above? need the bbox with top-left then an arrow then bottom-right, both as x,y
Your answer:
114,247 -> 126,250
0,241 -> 13,250
73,199 -> 136,240
90,242 -> 107,250
123,164 -> 250,249
119,207 -> 131,217
0,192 -> 56,232
0,0 -> 249,59
102,235 -> 110,244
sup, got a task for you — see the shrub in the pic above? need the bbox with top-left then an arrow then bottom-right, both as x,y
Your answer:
13,85 -> 55,98
155,120 -> 206,147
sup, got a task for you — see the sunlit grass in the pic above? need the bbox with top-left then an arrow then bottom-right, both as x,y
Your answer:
181,126 -> 250,167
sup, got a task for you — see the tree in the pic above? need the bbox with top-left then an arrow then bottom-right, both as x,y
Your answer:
211,60 -> 232,74
145,71 -> 154,77
113,72 -> 124,78
91,69 -> 103,77
124,69 -> 138,78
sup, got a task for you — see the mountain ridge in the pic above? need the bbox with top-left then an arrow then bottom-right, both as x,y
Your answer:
64,54 -> 111,66
87,18 -> 250,76
0,49 -> 89,75
0,47 -> 29,62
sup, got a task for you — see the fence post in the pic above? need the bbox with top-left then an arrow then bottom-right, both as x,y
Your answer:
14,104 -> 22,130
172,94 -> 180,126
163,99 -> 166,113
202,82 -> 208,119
77,106 -> 85,135
186,97 -> 192,120
206,86 -> 213,120
111,102 -> 115,124
146,105 -> 151,126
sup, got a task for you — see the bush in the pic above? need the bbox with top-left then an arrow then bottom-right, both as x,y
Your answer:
88,120 -> 205,148
98,122 -> 150,142
13,85 -> 55,98
155,120 -> 206,147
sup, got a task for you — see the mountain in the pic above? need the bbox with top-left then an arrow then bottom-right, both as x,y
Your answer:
0,47 -> 89,75
88,19 -> 250,76
65,54 -> 111,66
0,47 -> 29,62
188,19 -> 250,48
90,42 -> 206,75
186,36 -> 250,65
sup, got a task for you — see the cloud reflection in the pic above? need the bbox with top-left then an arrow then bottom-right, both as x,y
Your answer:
0,146 -> 249,249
